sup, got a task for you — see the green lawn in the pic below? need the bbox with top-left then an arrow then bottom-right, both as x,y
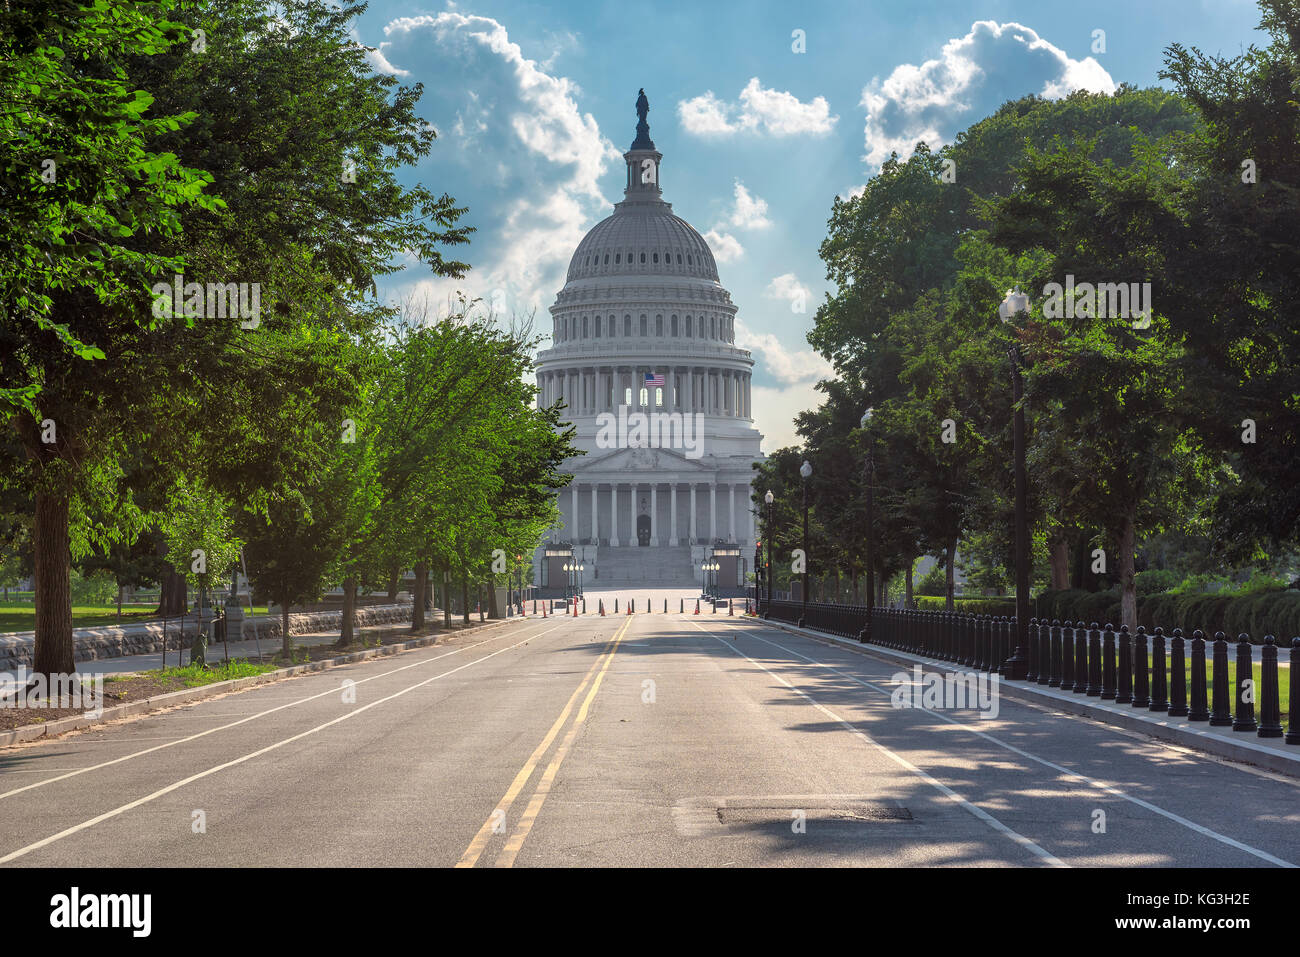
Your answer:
1055,657 -> 1291,723
0,603 -> 271,633
109,659 -> 277,688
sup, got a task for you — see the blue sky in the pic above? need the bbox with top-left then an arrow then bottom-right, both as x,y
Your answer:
353,0 -> 1266,451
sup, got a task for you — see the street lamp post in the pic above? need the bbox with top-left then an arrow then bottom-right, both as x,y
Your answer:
1000,287 -> 1032,680
764,490 -> 774,618
860,407 -> 875,643
798,459 -> 812,628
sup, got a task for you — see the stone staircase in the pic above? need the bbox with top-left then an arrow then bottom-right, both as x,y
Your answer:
592,545 -> 697,586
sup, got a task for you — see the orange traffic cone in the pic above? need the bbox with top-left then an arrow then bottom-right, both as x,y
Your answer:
729,600 -> 734,616
543,602 -> 548,618
694,599 -> 700,615
600,600 -> 605,616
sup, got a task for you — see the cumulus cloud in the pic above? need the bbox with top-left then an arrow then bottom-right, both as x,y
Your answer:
703,229 -> 744,264
861,20 -> 1115,168
374,13 -> 621,315
763,273 -> 812,313
751,381 -> 824,453
736,319 -> 832,386
727,181 -> 771,230
678,77 -> 838,137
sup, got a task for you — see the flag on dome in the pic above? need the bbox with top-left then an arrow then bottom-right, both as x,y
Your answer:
644,372 -> 665,388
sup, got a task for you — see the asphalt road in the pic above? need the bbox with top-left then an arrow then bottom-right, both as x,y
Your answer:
1,599 -> 1298,867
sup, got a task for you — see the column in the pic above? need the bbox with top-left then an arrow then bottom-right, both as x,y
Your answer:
670,485 -> 678,545
684,368 -> 693,412
570,485 -> 578,540
729,484 -> 736,542
689,485 -> 697,544
610,484 -> 619,546
709,483 -> 717,541
723,371 -> 731,415
591,483 -> 598,545
650,485 -> 658,545
630,482 -> 637,543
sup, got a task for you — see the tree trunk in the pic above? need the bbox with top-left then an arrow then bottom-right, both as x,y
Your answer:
1119,511 -> 1138,630
412,561 -> 427,631
156,565 -> 188,617
32,488 -> 74,678
905,557 -> 914,609
280,589 -> 292,660
487,574 -> 499,619
461,575 -> 470,624
945,543 -> 956,611
443,568 -> 451,628
338,575 -> 357,647
387,566 -> 399,603
1049,533 -> 1071,590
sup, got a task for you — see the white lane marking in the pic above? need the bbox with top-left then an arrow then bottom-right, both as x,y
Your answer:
691,622 -> 1065,867
0,624 -> 572,864
0,621 -> 558,803
741,623 -> 1296,868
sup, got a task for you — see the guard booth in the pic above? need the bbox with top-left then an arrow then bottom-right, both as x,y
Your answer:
539,544 -> 573,599
711,544 -> 745,598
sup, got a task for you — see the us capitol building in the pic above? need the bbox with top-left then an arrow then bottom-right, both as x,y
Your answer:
533,91 -> 764,591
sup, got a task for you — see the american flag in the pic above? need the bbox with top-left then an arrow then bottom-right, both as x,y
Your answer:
644,372 -> 665,388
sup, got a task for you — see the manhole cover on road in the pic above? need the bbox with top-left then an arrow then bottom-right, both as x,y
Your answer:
716,798 -> 912,825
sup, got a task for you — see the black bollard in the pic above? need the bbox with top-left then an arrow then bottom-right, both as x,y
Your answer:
1116,624 -> 1133,704
1132,626 -> 1150,708
1038,619 -> 1054,685
1168,628 -> 1188,717
1048,620 -> 1063,687
680,598 -> 684,613
1027,618 -> 1040,683
615,598 -> 619,614
1150,627 -> 1169,713
1101,623 -> 1117,699
1258,636 -> 1283,738
1188,630 -> 1210,721
1087,622 -> 1102,696
1061,621 -> 1076,691
664,599 -> 668,613
1287,639 -> 1300,745
1232,634 -> 1257,732
1074,621 -> 1090,694
1209,632 -> 1233,727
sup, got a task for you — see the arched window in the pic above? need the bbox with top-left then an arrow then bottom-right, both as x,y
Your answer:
639,315 -> 647,336
640,252 -> 647,264
710,316 -> 716,338
677,253 -> 682,264
652,252 -> 658,264
624,386 -> 632,405
639,387 -> 649,406
615,253 -> 621,264
624,315 -> 632,336
604,253 -> 609,265
687,254 -> 693,265
686,315 -> 693,337
608,315 -> 615,336
671,315 -> 678,336
655,387 -> 663,407
655,315 -> 663,335
593,317 -> 600,337
582,316 -> 588,337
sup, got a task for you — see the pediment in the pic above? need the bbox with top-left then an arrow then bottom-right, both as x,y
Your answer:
573,445 -> 714,473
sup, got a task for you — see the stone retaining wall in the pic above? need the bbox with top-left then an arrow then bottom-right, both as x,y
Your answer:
0,603 -> 414,672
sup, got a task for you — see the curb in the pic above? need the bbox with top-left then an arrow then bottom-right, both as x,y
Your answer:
747,616 -> 1300,779
0,615 -> 521,749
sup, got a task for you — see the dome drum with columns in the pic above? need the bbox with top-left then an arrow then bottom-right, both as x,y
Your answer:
534,90 -> 764,592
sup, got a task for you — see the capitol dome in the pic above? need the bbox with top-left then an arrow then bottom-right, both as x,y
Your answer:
533,89 -> 764,595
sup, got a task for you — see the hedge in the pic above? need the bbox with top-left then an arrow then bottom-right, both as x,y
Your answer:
914,596 -> 1016,615
1036,586 -> 1300,644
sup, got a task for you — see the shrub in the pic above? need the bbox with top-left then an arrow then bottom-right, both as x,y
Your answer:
70,569 -> 117,605
915,562 -> 947,597
1135,569 -> 1180,596
915,596 -> 1015,616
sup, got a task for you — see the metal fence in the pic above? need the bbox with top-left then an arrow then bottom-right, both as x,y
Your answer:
755,601 -> 1300,744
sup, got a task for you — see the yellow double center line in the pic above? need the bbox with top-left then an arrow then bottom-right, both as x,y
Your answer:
456,615 -> 631,868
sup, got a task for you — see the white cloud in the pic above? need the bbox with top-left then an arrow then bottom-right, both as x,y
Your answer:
763,273 -> 812,312
678,77 -> 838,137
751,381 -> 824,453
860,20 -> 1116,168
377,13 -> 620,313
736,319 -> 831,386
727,181 -> 772,230
703,229 -> 744,263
